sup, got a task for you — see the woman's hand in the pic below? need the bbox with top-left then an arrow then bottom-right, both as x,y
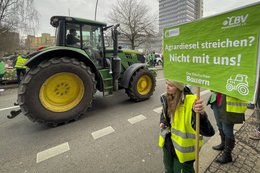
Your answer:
193,99 -> 205,115
160,123 -> 166,129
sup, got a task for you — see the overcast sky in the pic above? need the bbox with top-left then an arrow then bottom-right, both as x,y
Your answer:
33,0 -> 260,36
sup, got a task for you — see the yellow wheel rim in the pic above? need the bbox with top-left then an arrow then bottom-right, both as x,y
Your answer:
39,72 -> 84,112
137,75 -> 152,95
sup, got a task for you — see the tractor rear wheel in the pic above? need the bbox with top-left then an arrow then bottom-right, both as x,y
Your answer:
18,57 -> 96,126
126,68 -> 156,101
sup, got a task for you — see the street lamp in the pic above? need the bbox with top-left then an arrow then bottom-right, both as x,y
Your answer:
95,0 -> 99,20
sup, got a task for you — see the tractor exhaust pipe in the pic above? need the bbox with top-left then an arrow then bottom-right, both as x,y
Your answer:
111,24 -> 121,91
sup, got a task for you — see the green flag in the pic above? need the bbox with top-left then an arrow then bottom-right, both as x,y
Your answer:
163,2 -> 260,102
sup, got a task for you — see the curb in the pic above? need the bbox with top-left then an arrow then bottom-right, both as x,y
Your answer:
199,109 -> 255,173
0,83 -> 18,89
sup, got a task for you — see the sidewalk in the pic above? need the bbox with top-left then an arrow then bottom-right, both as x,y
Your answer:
200,109 -> 260,173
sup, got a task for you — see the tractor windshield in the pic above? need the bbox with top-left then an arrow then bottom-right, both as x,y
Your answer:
81,25 -> 103,66
65,23 -> 104,66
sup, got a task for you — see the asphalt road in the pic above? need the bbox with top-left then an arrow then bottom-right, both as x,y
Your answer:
0,69 -> 216,173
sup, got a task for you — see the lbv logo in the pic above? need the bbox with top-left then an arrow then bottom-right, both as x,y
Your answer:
222,14 -> 248,29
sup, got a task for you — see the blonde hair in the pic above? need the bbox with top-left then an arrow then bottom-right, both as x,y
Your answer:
167,89 -> 183,117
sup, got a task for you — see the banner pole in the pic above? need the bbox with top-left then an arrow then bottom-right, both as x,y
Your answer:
195,87 -> 200,173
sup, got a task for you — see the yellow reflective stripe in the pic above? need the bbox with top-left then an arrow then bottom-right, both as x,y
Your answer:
172,139 -> 198,153
172,132 -> 203,148
173,139 -> 203,163
226,102 -> 247,113
226,102 -> 248,107
226,96 -> 247,113
171,128 -> 203,140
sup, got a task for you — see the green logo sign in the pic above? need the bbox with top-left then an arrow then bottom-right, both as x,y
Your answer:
163,3 -> 260,101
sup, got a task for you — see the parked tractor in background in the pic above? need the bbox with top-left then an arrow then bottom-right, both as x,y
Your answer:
155,53 -> 163,66
11,16 -> 156,126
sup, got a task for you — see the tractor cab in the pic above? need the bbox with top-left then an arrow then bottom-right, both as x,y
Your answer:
51,16 -> 106,68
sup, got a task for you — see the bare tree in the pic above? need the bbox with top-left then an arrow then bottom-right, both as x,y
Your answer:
0,0 -> 39,35
109,0 -> 157,50
0,0 -> 39,53
0,26 -> 19,53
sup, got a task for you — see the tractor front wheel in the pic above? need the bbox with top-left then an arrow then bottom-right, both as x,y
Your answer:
18,57 -> 96,126
126,68 -> 156,101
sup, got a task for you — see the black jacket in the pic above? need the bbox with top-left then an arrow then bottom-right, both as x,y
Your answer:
160,86 -> 215,156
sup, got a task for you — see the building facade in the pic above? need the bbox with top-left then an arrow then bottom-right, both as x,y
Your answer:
153,0 -> 203,52
159,0 -> 203,31
25,33 -> 55,51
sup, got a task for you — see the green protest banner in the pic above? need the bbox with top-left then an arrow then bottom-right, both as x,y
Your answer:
163,2 -> 260,102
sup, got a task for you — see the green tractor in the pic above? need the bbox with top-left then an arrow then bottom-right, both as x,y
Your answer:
13,16 -> 156,125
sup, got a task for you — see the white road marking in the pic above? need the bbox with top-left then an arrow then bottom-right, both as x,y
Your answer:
153,107 -> 162,114
36,142 -> 70,163
0,89 -> 4,92
128,114 -> 147,124
0,106 -> 19,111
91,126 -> 115,140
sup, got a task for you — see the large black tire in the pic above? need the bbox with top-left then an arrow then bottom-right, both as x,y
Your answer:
126,68 -> 156,101
18,57 -> 96,126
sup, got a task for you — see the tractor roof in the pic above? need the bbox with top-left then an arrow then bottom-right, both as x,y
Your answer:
50,16 -> 107,28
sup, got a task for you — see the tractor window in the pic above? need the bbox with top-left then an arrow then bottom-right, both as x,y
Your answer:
66,23 -> 81,47
82,25 -> 103,66
236,76 -> 243,82
137,54 -> 145,63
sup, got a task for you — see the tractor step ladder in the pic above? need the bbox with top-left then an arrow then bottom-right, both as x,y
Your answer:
99,69 -> 113,96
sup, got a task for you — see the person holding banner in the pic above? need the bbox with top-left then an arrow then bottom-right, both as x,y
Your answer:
159,80 -> 214,173
214,94 -> 247,164
208,92 -> 225,151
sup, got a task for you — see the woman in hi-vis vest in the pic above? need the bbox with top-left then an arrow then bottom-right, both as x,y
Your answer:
159,80 -> 215,173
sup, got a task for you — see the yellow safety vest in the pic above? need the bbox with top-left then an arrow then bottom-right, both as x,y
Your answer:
159,95 -> 203,163
226,96 -> 247,113
15,55 -> 27,69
